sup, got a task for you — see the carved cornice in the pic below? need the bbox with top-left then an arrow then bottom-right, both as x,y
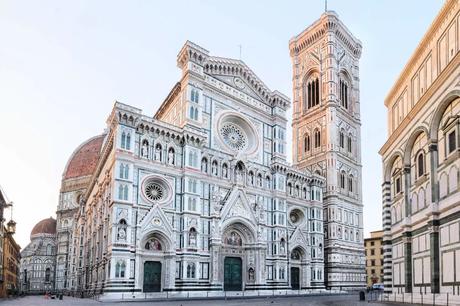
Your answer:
289,11 -> 362,59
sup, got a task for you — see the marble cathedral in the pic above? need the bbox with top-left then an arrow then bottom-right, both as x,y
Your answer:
54,11 -> 364,298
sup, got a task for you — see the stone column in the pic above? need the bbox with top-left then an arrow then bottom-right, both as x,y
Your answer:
429,222 -> 440,293
381,181 -> 393,293
403,233 -> 412,293
209,241 -> 222,287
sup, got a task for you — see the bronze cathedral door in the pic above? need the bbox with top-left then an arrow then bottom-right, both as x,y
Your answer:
143,261 -> 161,292
224,257 -> 242,291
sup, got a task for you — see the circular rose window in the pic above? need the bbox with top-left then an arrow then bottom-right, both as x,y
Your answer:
141,176 -> 172,204
217,112 -> 258,154
289,209 -> 305,226
220,123 -> 248,151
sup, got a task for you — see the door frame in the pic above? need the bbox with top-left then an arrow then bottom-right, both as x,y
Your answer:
143,261 -> 162,292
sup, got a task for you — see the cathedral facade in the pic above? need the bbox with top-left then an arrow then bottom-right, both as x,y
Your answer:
54,11 -> 364,298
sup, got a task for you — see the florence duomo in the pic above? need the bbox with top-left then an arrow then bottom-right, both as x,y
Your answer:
7,0 -> 459,305
37,9 -> 365,299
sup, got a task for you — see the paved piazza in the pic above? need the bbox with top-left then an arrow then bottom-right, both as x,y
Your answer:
0,294 -> 403,306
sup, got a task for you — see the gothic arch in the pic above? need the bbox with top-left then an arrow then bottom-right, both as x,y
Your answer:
221,220 -> 257,245
403,126 -> 429,167
141,230 -> 173,252
384,151 -> 404,182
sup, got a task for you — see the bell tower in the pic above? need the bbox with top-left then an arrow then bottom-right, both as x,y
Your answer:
289,11 -> 365,289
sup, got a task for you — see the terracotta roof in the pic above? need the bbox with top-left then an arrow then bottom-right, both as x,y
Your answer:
30,217 -> 56,237
63,135 -> 105,180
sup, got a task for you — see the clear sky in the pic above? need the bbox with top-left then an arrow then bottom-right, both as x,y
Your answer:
0,0 -> 444,248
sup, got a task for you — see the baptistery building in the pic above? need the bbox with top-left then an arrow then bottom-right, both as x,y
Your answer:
54,11 -> 365,298
380,0 -> 460,297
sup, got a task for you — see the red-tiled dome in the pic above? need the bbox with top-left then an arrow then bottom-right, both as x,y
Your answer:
31,217 -> 56,238
63,135 -> 105,180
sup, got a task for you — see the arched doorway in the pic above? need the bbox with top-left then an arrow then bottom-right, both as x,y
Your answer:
290,247 -> 305,290
219,221 -> 257,291
141,234 -> 168,292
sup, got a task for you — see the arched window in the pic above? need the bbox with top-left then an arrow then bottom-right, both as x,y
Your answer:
314,129 -> 321,148
340,172 -> 346,189
115,260 -> 126,278
126,133 -> 131,150
121,132 -> 126,149
45,268 -> 51,282
339,131 -> 345,148
119,163 -> 124,178
304,134 -> 311,152
46,245 -> 53,255
187,263 -> 196,278
123,185 -> 128,201
347,135 -> 352,153
288,182 -> 293,195
417,152 -> 425,178
305,75 -> 320,110
348,175 -> 354,193
339,79 -> 349,109
118,185 -> 124,200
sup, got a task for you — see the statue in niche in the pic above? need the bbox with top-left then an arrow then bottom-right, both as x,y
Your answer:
117,227 -> 126,241
248,268 -> 255,282
222,165 -> 228,178
280,238 -> 286,253
142,141 -> 149,158
155,145 -> 161,161
212,162 -> 218,176
189,228 -> 197,247
168,150 -> 175,165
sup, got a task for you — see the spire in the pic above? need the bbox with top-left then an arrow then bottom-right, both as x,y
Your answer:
325,0 -> 328,12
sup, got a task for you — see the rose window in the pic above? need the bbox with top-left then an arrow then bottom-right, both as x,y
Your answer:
144,182 -> 164,201
220,123 -> 248,151
289,209 -> 304,226
141,175 -> 172,204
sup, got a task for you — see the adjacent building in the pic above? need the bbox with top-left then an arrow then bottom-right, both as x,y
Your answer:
19,218 -> 57,294
364,230 -> 383,288
380,0 -> 460,295
289,11 -> 365,289
1,224 -> 20,297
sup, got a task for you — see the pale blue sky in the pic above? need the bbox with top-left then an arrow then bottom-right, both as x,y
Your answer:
0,0 -> 444,248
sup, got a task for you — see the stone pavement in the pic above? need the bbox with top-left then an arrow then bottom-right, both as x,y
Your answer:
0,294 -> 407,306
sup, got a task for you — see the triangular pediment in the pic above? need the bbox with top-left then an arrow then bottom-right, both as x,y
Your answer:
289,227 -> 309,251
212,74 -> 266,102
219,187 -> 257,227
138,204 -> 174,239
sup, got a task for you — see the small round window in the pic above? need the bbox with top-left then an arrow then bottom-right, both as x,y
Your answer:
141,176 -> 171,204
